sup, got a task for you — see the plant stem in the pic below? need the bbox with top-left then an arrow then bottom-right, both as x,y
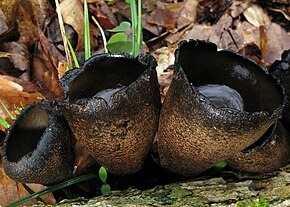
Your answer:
84,0 -> 91,60
92,16 -> 108,53
0,99 -> 15,120
55,0 -> 73,69
137,0 -> 142,53
130,0 -> 138,56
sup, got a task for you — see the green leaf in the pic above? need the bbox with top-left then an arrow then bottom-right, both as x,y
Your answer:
125,0 -> 130,4
101,184 -> 111,195
99,166 -> 107,183
0,117 -> 10,128
214,161 -> 227,170
107,33 -> 132,53
107,21 -> 131,32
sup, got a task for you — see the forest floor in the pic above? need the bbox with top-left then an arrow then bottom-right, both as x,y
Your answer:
0,0 -> 289,206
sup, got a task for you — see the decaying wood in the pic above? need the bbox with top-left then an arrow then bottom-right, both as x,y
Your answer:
36,166 -> 290,207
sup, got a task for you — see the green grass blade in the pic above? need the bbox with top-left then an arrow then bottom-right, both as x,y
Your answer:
14,104 -> 22,113
21,183 -> 46,203
0,116 -> 10,128
84,0 -> 91,60
7,173 -> 97,207
130,0 -> 138,56
20,101 -> 25,109
137,0 -> 142,52
63,33 -> 80,68
0,99 -> 15,120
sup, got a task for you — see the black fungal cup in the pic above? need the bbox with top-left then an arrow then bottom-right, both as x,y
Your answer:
225,49 -> 290,173
2,102 -> 74,185
158,39 -> 284,176
55,53 -> 161,174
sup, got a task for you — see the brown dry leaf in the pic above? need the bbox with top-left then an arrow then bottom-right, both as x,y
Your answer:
60,0 -> 85,51
0,161 -> 55,206
3,42 -> 30,81
90,1 -> 118,29
197,0 -> 232,23
32,29 -> 65,100
0,75 -> 44,132
182,10 -> 290,67
147,2 -> 182,31
0,0 -> 19,36
17,0 -> 54,49
229,0 -> 250,18
181,14 -> 241,50
243,4 -> 271,27
264,23 -> 290,66
57,60 -> 68,79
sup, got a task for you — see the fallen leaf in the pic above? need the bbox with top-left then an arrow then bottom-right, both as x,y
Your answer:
57,60 -> 68,79
3,42 -> 30,81
243,4 -> 271,27
32,29 -> 65,100
0,161 -> 55,206
89,1 -> 118,29
147,4 -> 180,30
0,0 -> 19,36
0,75 -> 44,132
264,23 -> 290,66
60,0 -> 85,51
17,0 -> 54,49
197,0 -> 232,23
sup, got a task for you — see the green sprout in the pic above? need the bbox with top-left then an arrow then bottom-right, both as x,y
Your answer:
107,0 -> 143,56
99,166 -> 111,195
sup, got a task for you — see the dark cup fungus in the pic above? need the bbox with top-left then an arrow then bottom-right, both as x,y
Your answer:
2,102 -> 74,185
226,121 -> 290,173
225,50 -> 290,173
158,39 -> 284,176
55,53 -> 161,174
270,49 -> 290,125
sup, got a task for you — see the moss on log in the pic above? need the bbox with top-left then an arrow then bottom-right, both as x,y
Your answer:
36,166 -> 290,207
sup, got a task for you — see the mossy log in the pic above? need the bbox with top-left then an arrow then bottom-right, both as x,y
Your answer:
37,166 -> 290,207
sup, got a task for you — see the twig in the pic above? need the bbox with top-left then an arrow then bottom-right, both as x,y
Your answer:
55,0 -> 72,69
92,16 -> 108,53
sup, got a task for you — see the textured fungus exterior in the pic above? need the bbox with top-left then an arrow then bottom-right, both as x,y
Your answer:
226,121 -> 290,172
270,49 -> 290,124
158,40 -> 284,176
56,53 -> 161,174
2,102 -> 74,185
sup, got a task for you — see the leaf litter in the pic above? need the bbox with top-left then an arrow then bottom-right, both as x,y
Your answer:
0,0 -> 289,205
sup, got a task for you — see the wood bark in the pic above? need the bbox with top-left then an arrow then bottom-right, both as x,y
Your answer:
36,166 -> 290,207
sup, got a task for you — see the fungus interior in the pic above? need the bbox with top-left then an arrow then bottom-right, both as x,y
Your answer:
197,84 -> 244,112
67,55 -> 147,102
177,41 -> 283,113
7,106 -> 48,162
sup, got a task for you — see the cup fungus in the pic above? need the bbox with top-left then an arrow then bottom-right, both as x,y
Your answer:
2,41 -> 290,186
158,40 -> 284,176
55,53 -> 161,174
226,121 -> 290,173
226,49 -> 290,173
2,102 -> 74,185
